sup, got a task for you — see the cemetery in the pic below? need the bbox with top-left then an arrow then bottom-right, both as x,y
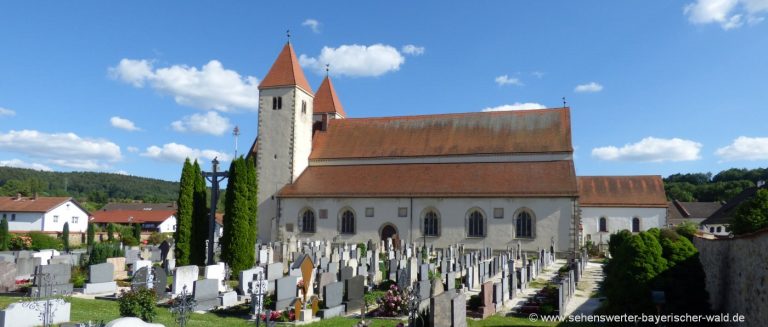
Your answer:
0,232 -> 597,326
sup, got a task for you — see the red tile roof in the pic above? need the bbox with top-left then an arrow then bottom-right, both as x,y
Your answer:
91,210 -> 175,224
259,43 -> 313,95
0,196 -> 74,213
309,108 -> 572,160
313,76 -> 346,117
279,161 -> 578,198
578,176 -> 667,207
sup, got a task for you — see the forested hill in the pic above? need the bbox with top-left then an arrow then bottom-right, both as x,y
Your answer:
0,167 -> 179,210
664,167 -> 768,202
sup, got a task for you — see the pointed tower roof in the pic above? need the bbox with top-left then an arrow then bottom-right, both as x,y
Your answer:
259,43 -> 313,95
313,75 -> 346,117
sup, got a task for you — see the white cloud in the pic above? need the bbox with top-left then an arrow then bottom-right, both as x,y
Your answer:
110,116 -> 140,131
715,136 -> 768,161
127,146 -> 139,153
0,130 -> 121,170
495,75 -> 523,86
401,44 -> 425,56
591,137 -> 702,162
532,71 -> 545,79
482,102 -> 547,112
0,107 -> 16,117
684,0 -> 768,30
0,159 -> 52,171
141,143 -> 231,163
302,19 -> 321,33
171,111 -> 231,136
109,59 -> 260,111
113,170 -> 129,175
574,82 -> 603,93
299,44 -> 406,77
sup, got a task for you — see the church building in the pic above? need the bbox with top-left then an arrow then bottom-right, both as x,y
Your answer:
250,42 -> 580,255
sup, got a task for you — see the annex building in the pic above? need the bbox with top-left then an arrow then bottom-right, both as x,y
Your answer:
250,42 -> 667,255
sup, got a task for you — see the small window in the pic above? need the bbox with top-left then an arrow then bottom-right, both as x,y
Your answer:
173,224 -> 177,231
632,217 -> 640,233
398,207 -> 408,217
11,214 -> 15,221
467,210 -> 485,237
716,226 -> 722,233
340,210 -> 355,234
423,210 -> 439,237
709,227 -> 714,233
493,208 -> 504,219
319,209 -> 328,219
286,223 -> 294,232
2,213 -> 6,219
53,215 -> 59,223
515,210 -> 533,238
301,100 -> 307,114
599,217 -> 607,232
365,207 -> 374,217
272,96 -> 283,110
300,209 -> 316,233
72,216 -> 79,224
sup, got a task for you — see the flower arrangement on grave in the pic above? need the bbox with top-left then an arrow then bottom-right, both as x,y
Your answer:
374,284 -> 408,317
260,310 -> 283,322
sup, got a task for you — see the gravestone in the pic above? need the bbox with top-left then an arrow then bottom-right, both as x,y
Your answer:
132,260 -> 151,275
84,262 -> 117,295
106,257 -> 127,280
238,267 -> 264,295
172,265 -> 199,295
266,262 -> 283,292
318,281 -> 344,318
317,272 -> 336,300
340,266 -> 354,282
30,264 -> 72,297
153,266 -> 168,299
343,275 -> 364,314
430,291 -> 468,327
204,263 -> 226,292
493,282 -> 503,310
15,257 -> 40,277
0,261 -> 18,292
275,275 -> 298,310
0,300 -> 71,327
478,282 -> 495,318
125,249 -> 140,265
193,279 -> 220,311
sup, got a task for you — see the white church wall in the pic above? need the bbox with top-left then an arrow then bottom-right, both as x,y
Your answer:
280,197 -> 575,253
581,206 -> 667,246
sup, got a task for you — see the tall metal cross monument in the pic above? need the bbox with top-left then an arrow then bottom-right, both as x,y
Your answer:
203,157 -> 228,265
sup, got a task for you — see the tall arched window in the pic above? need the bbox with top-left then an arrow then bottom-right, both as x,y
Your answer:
423,210 -> 439,237
599,217 -> 607,232
515,210 -> 533,238
467,210 -> 485,237
300,209 -> 315,233
340,210 -> 355,234
632,217 -> 640,233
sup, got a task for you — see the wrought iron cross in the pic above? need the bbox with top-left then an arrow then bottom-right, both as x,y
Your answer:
251,272 -> 268,327
171,285 -> 197,327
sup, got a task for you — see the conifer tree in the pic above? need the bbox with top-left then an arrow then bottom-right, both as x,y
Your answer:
62,222 -> 70,252
107,223 -> 115,242
87,222 -> 95,247
133,222 -> 141,241
174,158 -> 194,266
190,160 -> 209,265
245,157 -> 258,248
0,217 -> 9,251
221,157 -> 256,275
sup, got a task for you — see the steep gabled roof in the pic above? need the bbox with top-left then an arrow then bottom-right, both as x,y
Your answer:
91,210 -> 175,224
279,161 -> 578,198
313,76 -> 346,117
309,108 -> 572,160
0,196 -> 80,213
578,176 -> 667,207
101,202 -> 176,211
259,43 -> 313,95
702,185 -> 767,225
668,201 -> 722,220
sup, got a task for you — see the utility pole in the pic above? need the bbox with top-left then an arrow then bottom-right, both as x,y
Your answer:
203,157 -> 228,265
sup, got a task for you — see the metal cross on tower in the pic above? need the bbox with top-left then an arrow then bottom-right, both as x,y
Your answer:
203,157 -> 228,265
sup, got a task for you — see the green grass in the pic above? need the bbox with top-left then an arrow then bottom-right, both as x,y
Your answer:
527,278 -> 548,289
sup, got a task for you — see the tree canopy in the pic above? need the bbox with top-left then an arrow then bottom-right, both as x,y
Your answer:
664,167 -> 767,202
174,159 -> 194,266
221,156 -> 257,276
729,189 -> 768,235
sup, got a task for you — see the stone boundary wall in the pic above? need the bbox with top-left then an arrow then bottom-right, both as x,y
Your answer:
693,229 -> 768,327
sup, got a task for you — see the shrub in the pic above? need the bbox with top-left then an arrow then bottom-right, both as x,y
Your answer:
71,265 -> 87,288
374,284 -> 408,317
9,234 -> 31,250
674,221 -> 698,240
107,223 -> 115,242
357,242 -> 367,256
118,288 -> 157,322
90,242 -> 124,265
365,290 -> 386,306
121,234 -> 139,247
28,231 -> 63,250
133,223 -> 141,240
148,232 -> 168,245
62,222 -> 70,252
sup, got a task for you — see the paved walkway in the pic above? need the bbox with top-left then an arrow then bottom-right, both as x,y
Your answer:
564,260 -> 604,316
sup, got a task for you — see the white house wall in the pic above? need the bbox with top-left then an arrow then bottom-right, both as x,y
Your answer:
280,197 -> 575,253
43,201 -> 88,232
4,212 -> 44,232
157,216 -> 177,233
581,206 -> 667,245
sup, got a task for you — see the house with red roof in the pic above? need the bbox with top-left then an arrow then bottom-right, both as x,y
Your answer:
91,209 -> 177,233
0,194 -> 89,233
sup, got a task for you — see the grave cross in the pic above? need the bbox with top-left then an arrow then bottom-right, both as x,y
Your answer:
251,272 -> 268,327
203,157 -> 228,265
171,285 -> 197,327
407,281 -> 422,327
23,272 -> 69,327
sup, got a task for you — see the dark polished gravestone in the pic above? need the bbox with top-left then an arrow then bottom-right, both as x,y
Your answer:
343,275 -> 364,314
193,278 -> 220,311
132,266 -> 168,298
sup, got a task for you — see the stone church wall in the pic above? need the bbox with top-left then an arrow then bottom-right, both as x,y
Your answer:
693,229 -> 768,327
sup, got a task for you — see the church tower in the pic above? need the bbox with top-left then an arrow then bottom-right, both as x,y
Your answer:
256,42 -> 314,242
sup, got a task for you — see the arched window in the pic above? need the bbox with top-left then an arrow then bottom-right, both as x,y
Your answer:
299,209 -> 315,233
272,96 -> 283,110
515,210 -> 534,238
632,217 -> 640,233
467,209 -> 485,237
599,217 -> 607,232
423,210 -> 439,237
340,209 -> 355,234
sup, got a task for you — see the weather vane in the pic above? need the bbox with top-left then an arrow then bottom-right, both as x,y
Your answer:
562,97 -> 567,108
286,29 -> 291,42
325,64 -> 330,76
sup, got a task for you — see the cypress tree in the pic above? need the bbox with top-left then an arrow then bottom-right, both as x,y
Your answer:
174,158 -> 194,266
87,222 -> 95,247
190,160 -> 209,266
245,156 -> 258,251
0,217 -> 9,251
221,157 -> 255,275
107,223 -> 115,242
62,222 -> 70,253
133,223 -> 141,241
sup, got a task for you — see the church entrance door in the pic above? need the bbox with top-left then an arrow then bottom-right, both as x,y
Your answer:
380,224 -> 398,241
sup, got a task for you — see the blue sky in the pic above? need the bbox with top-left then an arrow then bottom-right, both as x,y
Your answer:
1,1 -> 767,181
